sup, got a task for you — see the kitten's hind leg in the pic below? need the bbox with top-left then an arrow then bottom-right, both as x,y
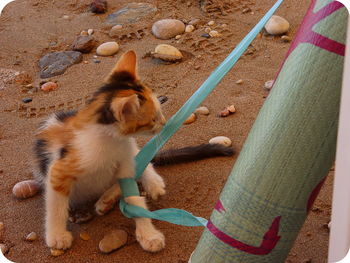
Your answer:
125,196 -> 165,252
140,163 -> 166,201
95,183 -> 121,215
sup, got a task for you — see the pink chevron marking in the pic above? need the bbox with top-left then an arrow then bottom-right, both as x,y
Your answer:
207,216 -> 281,255
214,200 -> 226,213
286,0 -> 345,58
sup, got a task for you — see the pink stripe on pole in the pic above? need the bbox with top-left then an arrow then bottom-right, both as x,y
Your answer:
206,216 -> 281,255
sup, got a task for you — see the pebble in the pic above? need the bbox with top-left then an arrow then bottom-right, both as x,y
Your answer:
99,229 -> 128,253
50,248 -> 65,256
265,15 -> 290,35
281,35 -> 292,42
12,179 -> 40,199
208,20 -> 215,26
185,25 -> 195,33
201,33 -> 210,38
62,15 -> 69,20
22,98 -> 32,103
25,232 -> 38,241
227,105 -> 236,113
219,109 -> 230,117
0,244 -> 8,254
93,59 -> 101,64
264,80 -> 274,90
80,30 -> 88,36
175,35 -> 181,40
72,36 -> 96,53
195,106 -> 210,115
39,51 -> 82,78
79,232 -> 91,241
96,42 -> 119,56
41,82 -> 58,92
109,24 -> 123,37
153,44 -> 183,62
183,113 -> 196,124
106,3 -> 157,25
235,79 -> 243,84
90,0 -> 107,13
209,30 -> 220,37
88,29 -> 94,35
221,23 -> 228,28
157,95 -> 168,104
204,27 -> 211,33
209,136 -> 232,147
242,8 -> 251,14
152,19 -> 185,40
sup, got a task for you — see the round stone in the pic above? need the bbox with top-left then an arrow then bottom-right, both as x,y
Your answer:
152,19 -> 185,40
183,113 -> 196,124
99,229 -> 128,253
209,136 -> 232,147
185,25 -> 195,33
79,232 -> 91,241
235,79 -> 243,84
175,35 -> 181,40
209,30 -> 220,37
12,179 -> 41,199
41,82 -> 58,92
50,249 -> 65,256
264,80 -> 274,90
109,25 -> 123,37
208,20 -> 215,26
195,106 -> 210,115
153,44 -> 183,62
265,15 -> 290,35
25,232 -> 38,241
88,29 -> 94,36
96,42 -> 119,56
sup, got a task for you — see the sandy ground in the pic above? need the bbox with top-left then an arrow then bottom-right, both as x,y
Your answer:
0,0 -> 332,262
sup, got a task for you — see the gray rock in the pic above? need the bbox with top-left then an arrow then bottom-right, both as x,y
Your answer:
106,3 -> 157,25
39,51 -> 82,78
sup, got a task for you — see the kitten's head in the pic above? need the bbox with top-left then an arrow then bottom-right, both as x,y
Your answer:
93,50 -> 166,136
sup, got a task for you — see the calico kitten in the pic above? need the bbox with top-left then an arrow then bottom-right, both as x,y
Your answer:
33,50 -> 234,253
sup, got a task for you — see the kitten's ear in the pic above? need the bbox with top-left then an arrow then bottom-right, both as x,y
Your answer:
108,50 -> 138,81
111,94 -> 140,122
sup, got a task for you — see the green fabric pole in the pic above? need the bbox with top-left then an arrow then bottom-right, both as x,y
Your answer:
191,1 -> 348,262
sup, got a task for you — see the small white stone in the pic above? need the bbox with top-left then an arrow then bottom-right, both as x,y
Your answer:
96,42 -> 119,56
209,136 -> 232,147
221,23 -> 228,28
153,44 -> 183,62
265,15 -> 290,35
209,30 -> 220,37
227,105 -> 236,113
25,232 -> 38,241
62,15 -> 69,20
175,35 -> 181,40
204,27 -> 211,33
264,80 -> 274,90
195,106 -> 210,115
208,20 -> 215,26
183,113 -> 196,124
88,29 -> 94,35
185,25 -> 195,33
236,79 -> 243,84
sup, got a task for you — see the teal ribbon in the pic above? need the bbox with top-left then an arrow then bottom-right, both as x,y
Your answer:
119,0 -> 285,226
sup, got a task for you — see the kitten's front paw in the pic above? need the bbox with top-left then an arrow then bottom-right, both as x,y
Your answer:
136,226 -> 165,252
142,174 -> 166,200
46,230 -> 73,250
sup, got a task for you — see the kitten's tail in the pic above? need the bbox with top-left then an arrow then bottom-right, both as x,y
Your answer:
151,143 -> 235,166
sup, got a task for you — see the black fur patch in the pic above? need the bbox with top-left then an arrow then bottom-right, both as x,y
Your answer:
55,110 -> 77,122
96,96 -> 117,124
59,147 -> 68,159
33,139 -> 51,175
152,143 -> 235,166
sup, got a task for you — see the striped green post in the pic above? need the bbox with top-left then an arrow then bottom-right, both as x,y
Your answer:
191,1 -> 348,262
